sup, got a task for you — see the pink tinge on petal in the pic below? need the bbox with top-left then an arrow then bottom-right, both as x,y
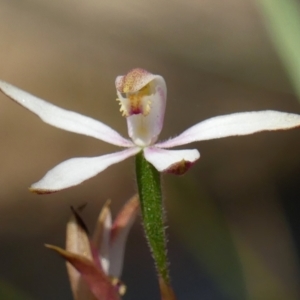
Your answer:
115,68 -> 156,93
164,159 -> 195,175
110,195 -> 139,243
143,147 -> 200,174
129,105 -> 143,115
89,242 -> 104,273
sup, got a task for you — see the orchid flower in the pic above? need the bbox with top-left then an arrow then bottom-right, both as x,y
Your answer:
1,68 -> 300,194
46,195 -> 139,300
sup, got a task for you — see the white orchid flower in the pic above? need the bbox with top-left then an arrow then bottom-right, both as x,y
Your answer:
1,68 -> 300,193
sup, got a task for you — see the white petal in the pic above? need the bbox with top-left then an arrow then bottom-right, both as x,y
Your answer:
109,195 -> 139,278
0,80 -> 133,147
30,147 -> 140,193
156,110 -> 300,148
116,69 -> 167,147
143,147 -> 200,174
92,201 -> 112,276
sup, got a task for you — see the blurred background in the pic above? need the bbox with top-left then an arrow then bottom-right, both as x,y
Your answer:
1,0 -> 300,299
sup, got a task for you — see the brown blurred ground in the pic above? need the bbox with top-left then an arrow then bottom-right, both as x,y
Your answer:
0,0 -> 300,299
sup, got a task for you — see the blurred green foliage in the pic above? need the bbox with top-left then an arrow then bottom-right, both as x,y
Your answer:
257,0 -> 300,99
166,176 -> 247,300
0,281 -> 33,300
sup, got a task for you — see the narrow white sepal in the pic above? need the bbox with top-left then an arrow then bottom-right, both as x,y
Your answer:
0,80 -> 133,147
30,147 -> 140,193
99,207 -> 112,276
143,147 -> 200,173
156,110 -> 300,148
108,195 -> 139,278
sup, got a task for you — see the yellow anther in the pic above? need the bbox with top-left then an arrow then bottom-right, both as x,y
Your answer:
116,98 -> 129,117
116,83 -> 153,117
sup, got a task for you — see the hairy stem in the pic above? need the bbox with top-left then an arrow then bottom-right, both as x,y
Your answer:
135,151 -> 170,284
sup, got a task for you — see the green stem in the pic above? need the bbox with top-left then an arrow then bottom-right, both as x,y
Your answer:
135,151 -> 170,284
